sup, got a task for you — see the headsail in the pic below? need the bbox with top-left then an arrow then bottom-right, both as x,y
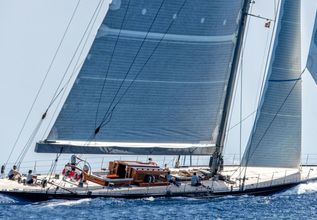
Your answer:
307,11 -> 317,83
242,0 -> 301,168
36,0 -> 245,155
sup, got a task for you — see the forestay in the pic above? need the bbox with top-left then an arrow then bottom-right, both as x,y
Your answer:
242,0 -> 301,168
36,0 -> 245,155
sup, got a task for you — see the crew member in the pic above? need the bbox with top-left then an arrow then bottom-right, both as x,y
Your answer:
191,172 -> 201,186
148,158 -> 157,166
62,163 -> 72,180
166,171 -> 180,186
8,165 -> 20,180
1,164 -> 5,178
26,170 -> 36,185
163,164 -> 169,172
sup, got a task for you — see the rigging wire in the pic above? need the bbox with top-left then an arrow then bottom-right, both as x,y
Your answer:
240,0 -> 289,188
241,0 -> 281,168
236,0 -> 256,185
94,0 -> 170,134
227,18 -> 273,178
95,0 -> 188,134
243,69 -> 305,167
16,119 -> 43,168
14,0 -> 105,167
41,1 -> 107,179
42,0 -> 106,139
223,2 -> 254,156
224,1 -> 276,179
239,48 -> 243,182
252,23 -> 272,117
46,150 -> 63,182
223,0 -> 274,156
94,0 -> 132,128
4,0 -> 81,167
227,110 -> 256,132
47,0 -> 104,110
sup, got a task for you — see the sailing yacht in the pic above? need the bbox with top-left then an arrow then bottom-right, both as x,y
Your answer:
1,0 -> 317,200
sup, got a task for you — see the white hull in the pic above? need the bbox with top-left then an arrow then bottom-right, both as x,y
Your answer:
1,166 -> 316,201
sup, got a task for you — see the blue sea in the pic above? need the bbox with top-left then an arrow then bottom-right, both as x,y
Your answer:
0,182 -> 317,219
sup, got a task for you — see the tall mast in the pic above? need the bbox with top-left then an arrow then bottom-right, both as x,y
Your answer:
211,0 -> 251,175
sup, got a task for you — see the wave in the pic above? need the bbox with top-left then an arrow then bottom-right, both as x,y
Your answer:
144,197 -> 155,201
296,181 -> 317,194
0,195 -> 16,204
42,198 -> 91,208
278,181 -> 317,196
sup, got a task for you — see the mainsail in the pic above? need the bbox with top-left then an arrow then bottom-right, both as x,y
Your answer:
36,0 -> 246,155
242,0 -> 301,168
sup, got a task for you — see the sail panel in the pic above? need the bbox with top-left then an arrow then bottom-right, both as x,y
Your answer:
242,0 -> 301,168
307,12 -> 317,83
45,0 -> 244,150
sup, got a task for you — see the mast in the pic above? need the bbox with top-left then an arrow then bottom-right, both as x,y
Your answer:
211,0 -> 251,175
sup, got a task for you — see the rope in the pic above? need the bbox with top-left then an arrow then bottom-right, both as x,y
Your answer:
223,2 -> 254,155
225,1 -> 276,179
94,0 -> 132,128
239,43 -> 244,182
5,0 -> 81,167
244,69 -> 305,166
241,0 -> 281,169
42,0 -> 105,139
94,0 -> 169,133
16,118 -> 43,168
241,0 -> 299,188
47,0 -> 105,108
11,0 -> 104,168
95,0 -> 188,133
47,149 -> 64,182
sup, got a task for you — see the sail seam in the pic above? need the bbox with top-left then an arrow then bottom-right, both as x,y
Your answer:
80,76 -> 226,84
268,78 -> 301,82
272,66 -> 301,72
261,112 -> 300,118
281,20 -> 300,25
97,25 -> 236,43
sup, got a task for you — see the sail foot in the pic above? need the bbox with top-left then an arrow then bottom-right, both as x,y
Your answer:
35,141 -> 215,155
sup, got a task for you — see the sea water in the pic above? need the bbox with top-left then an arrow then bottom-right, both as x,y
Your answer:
0,182 -> 317,219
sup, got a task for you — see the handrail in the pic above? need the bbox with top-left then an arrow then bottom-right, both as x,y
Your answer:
3,154 -> 317,176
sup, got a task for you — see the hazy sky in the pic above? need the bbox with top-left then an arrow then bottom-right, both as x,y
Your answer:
0,0 -> 316,166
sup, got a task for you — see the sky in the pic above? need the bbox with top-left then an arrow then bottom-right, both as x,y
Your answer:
0,0 -> 316,167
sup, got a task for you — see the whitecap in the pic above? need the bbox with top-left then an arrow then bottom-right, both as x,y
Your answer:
278,181 -> 317,196
0,195 -> 16,204
144,197 -> 155,201
42,198 -> 91,208
297,181 -> 317,194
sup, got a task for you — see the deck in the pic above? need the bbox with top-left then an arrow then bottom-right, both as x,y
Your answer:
0,165 -> 316,200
